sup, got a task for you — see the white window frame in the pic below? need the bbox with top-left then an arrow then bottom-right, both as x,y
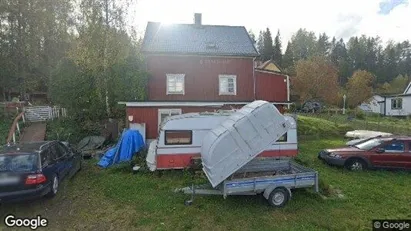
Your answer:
158,108 -> 182,129
391,98 -> 403,110
166,74 -> 185,95
219,75 -> 237,95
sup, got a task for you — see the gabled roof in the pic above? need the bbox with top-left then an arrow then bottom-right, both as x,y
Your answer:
404,81 -> 411,94
384,93 -> 411,98
257,59 -> 283,73
141,22 -> 259,57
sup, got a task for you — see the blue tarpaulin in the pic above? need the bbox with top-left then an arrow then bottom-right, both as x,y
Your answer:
97,129 -> 145,168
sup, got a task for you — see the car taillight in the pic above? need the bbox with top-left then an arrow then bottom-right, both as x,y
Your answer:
25,174 -> 47,185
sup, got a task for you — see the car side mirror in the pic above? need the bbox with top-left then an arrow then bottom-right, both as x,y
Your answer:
375,148 -> 385,153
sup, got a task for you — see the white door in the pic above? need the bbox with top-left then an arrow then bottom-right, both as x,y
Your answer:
379,102 -> 384,115
130,123 -> 146,141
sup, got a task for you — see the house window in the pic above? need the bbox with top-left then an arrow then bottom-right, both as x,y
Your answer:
166,74 -> 185,95
158,109 -> 182,129
277,133 -> 288,142
165,130 -> 192,145
219,75 -> 237,95
391,98 -> 402,110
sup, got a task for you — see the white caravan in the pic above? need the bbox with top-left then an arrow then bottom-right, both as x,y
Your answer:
146,102 -> 298,171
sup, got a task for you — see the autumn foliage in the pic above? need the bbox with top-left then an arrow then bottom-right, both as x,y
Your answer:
292,56 -> 340,105
346,70 -> 375,107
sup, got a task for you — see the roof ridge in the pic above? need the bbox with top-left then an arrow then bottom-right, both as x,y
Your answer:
146,21 -> 245,28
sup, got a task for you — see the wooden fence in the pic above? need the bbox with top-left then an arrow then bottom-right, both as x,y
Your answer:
24,106 -> 67,122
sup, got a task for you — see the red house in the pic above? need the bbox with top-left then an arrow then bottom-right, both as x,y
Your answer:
122,14 -> 291,142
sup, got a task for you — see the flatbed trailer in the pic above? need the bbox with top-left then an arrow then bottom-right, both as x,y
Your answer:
178,159 -> 319,207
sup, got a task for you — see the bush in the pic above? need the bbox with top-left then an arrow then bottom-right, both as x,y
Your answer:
354,109 -> 365,120
289,103 -> 299,113
46,118 -> 101,144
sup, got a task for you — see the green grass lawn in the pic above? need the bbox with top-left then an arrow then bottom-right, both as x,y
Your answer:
1,139 -> 410,231
0,117 -> 13,146
300,113 -> 411,135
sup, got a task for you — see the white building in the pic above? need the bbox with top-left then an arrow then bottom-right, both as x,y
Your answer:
359,82 -> 411,116
358,95 -> 384,114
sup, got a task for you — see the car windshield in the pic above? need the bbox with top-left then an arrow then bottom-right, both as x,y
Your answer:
0,154 -> 38,172
354,138 -> 384,150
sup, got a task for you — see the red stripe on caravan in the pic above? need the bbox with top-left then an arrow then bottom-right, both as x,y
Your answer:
258,150 -> 298,157
156,153 -> 201,169
156,150 -> 299,169
158,146 -> 202,149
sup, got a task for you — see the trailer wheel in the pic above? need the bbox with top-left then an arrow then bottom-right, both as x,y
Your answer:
268,188 -> 289,208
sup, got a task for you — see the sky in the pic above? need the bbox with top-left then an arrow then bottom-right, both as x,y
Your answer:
128,0 -> 411,46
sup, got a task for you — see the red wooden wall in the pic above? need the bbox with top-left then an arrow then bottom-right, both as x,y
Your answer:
146,55 -> 254,101
255,70 -> 288,102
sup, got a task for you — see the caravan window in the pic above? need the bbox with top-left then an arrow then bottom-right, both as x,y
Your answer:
277,133 -> 288,142
165,130 -> 192,145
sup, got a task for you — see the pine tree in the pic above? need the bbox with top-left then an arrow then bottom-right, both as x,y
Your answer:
257,30 -> 264,58
262,28 -> 274,62
330,38 -> 351,84
248,29 -> 256,44
316,33 -> 330,56
273,30 -> 282,67
283,42 -> 294,71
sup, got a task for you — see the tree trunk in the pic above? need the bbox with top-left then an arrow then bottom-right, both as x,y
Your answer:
17,0 -> 25,99
104,0 -> 110,117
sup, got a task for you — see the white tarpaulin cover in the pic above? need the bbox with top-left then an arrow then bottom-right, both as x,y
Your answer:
201,100 -> 292,188
345,130 -> 392,139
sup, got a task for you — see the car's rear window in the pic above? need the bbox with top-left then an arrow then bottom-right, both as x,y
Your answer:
0,154 -> 38,172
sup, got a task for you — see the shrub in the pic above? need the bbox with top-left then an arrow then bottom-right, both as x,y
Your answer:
354,109 -> 366,120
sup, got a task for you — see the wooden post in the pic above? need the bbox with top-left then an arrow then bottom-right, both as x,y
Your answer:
49,106 -> 52,121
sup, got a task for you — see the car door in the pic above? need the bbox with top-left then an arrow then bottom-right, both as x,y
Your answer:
50,143 -> 69,179
403,142 -> 411,169
40,148 -> 57,184
370,141 -> 406,168
57,142 -> 78,178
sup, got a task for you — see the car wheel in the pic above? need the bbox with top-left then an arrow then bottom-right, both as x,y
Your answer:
268,188 -> 290,208
45,174 -> 59,198
346,159 -> 367,171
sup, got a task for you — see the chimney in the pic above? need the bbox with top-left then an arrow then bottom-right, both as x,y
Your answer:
194,13 -> 202,25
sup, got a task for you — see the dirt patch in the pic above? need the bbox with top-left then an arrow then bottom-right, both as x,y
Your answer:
20,122 -> 46,142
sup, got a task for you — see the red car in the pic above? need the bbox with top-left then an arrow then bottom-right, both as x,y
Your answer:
318,136 -> 411,171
